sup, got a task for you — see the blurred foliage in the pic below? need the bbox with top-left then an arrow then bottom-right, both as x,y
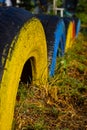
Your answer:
76,0 -> 87,24
17,0 -> 35,10
19,0 -> 87,24
56,0 -> 87,24
56,0 -> 63,7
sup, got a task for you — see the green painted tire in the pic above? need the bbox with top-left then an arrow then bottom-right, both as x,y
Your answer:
0,7 -> 48,130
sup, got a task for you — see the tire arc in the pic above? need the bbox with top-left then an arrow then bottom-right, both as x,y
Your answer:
47,18 -> 65,76
0,7 -> 33,81
36,15 -> 66,76
0,8 -> 48,130
63,17 -> 75,52
74,18 -> 81,37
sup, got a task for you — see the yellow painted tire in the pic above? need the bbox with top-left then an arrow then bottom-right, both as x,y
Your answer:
1,17 -> 47,130
65,21 -> 74,52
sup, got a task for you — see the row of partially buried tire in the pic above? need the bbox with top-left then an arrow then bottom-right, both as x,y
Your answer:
0,7 -> 81,130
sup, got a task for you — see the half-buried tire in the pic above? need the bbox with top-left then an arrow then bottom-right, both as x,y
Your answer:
74,18 -> 81,37
63,17 -> 75,52
0,7 -> 48,130
36,15 -> 66,76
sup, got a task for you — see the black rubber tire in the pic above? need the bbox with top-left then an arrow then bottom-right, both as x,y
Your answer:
0,7 -> 33,81
73,17 -> 81,37
36,14 -> 66,76
0,7 -> 48,130
63,17 -> 75,52
63,17 -> 74,35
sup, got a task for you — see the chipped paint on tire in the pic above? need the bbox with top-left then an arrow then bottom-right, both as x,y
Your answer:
0,8 -> 48,130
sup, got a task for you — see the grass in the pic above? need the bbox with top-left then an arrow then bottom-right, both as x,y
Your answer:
13,32 -> 87,130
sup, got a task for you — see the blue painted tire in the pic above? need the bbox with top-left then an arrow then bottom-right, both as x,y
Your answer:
36,15 -> 66,76
74,18 -> 81,37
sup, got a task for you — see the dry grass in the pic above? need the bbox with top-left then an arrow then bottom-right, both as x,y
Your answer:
13,33 -> 87,130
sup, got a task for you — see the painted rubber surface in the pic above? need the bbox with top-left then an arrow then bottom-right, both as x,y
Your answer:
63,17 -> 75,52
0,7 -> 48,130
36,14 -> 66,76
74,18 -> 81,37
72,20 -> 76,38
47,17 -> 66,76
